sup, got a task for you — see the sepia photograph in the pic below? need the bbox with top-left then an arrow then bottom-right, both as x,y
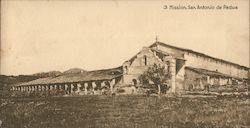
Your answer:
0,0 -> 249,128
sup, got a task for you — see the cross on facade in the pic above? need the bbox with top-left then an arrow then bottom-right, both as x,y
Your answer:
155,36 -> 159,42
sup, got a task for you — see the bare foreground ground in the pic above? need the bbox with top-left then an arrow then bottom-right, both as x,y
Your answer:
0,95 -> 249,128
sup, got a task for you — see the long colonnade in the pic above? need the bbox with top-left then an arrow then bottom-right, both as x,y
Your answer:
12,79 -> 116,95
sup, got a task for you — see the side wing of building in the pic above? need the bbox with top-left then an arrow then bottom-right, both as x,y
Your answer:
149,42 -> 249,91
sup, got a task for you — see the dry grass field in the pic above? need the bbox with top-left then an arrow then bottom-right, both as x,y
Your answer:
0,95 -> 249,128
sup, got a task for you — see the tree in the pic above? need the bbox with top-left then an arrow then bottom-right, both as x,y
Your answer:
139,63 -> 171,95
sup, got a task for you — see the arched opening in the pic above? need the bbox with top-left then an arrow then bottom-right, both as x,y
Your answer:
132,79 -> 137,86
104,81 -> 110,88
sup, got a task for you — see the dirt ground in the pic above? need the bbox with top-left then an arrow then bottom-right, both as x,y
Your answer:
0,95 -> 249,128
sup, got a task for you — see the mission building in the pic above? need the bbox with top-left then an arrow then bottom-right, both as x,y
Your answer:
13,41 -> 249,94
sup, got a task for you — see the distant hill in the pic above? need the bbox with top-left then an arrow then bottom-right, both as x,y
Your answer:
0,68 -> 87,90
0,68 -> 87,86
0,74 -> 40,91
0,75 -> 39,85
62,68 -> 87,75
0,68 -> 87,97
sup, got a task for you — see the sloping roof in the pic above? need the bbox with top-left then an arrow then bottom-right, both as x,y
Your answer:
17,67 -> 123,86
149,42 -> 249,70
150,48 -> 185,60
185,66 -> 243,80
125,47 -> 185,65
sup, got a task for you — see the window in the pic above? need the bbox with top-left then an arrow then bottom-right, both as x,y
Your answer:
143,55 -> 147,65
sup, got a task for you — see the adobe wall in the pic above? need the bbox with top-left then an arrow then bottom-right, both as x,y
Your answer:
151,45 -> 186,91
122,48 -> 165,85
152,44 -> 248,79
184,69 -> 206,90
184,69 -> 232,91
184,53 -> 249,79
175,60 -> 185,91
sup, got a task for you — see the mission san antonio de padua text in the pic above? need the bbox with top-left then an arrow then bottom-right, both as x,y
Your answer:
163,4 -> 238,10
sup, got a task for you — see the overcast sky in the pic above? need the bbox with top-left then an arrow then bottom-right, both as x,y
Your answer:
1,0 -> 249,75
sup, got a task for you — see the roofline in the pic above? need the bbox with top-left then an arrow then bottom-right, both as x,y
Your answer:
15,74 -> 123,87
185,66 -> 246,80
149,41 -> 249,70
86,66 -> 123,73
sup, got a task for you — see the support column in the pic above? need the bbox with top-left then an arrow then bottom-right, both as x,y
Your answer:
31,86 -> 34,91
44,85 -> 48,91
84,83 -> 88,95
43,85 -> 47,91
92,82 -> 96,94
110,79 -> 115,94
65,84 -> 68,93
41,85 -> 44,91
46,85 -> 50,91
210,78 -> 214,85
70,84 -> 74,93
170,58 -> 176,93
38,85 -> 41,91
199,79 -> 203,89
207,76 -> 210,84
76,83 -> 81,93
49,85 -> 53,91
58,84 -> 62,91
101,81 -> 106,88
56,85 -> 60,91
219,77 -> 222,86
50,85 -> 54,90
53,85 -> 56,90
228,78 -> 232,85
36,85 -> 39,92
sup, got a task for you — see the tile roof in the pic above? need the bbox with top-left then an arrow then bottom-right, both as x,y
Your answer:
17,67 -> 123,86
185,66 -> 243,80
